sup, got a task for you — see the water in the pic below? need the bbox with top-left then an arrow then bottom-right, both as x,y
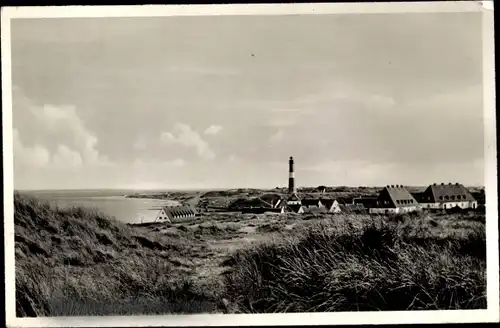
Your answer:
18,189 -> 181,224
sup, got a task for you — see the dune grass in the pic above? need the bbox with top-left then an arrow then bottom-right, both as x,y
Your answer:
223,214 -> 486,313
14,193 -> 221,317
15,193 -> 486,316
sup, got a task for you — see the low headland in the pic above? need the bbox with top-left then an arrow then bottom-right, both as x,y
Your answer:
15,187 -> 486,316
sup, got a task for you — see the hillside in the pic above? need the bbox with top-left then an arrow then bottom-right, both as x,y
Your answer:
15,193 -> 486,316
14,194 -> 222,316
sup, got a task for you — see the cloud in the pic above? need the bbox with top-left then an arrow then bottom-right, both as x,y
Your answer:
33,104 -> 107,165
160,132 -> 175,142
204,124 -> 223,135
52,144 -> 84,168
14,127 -> 104,170
160,123 -> 216,161
12,87 -> 113,169
13,129 -> 51,168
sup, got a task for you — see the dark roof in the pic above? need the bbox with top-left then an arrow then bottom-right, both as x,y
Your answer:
229,197 -> 268,209
259,193 -> 284,207
320,199 -> 335,208
163,205 -> 196,218
425,183 -> 476,202
287,204 -> 303,213
411,192 -> 426,202
337,198 -> 353,205
242,207 -> 283,214
301,198 -> 322,207
379,185 -> 418,208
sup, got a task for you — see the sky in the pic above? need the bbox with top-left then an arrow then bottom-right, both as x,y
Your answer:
10,12 -> 485,190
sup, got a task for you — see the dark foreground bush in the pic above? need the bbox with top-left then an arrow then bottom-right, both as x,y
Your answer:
223,218 -> 486,313
14,194 -> 220,317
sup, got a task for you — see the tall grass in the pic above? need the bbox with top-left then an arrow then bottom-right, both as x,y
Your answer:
15,193 -> 487,316
223,215 -> 486,313
14,194 -> 220,317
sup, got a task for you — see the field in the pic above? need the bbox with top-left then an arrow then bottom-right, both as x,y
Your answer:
15,191 -> 486,316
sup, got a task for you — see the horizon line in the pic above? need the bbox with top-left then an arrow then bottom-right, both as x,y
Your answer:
14,184 -> 486,192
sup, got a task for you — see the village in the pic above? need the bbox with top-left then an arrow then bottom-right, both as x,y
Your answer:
134,156 -> 485,224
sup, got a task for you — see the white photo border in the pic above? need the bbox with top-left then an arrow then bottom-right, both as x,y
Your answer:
2,2 -> 497,326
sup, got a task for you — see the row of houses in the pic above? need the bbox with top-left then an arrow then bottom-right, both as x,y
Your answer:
236,182 -> 480,215
235,192 -> 366,215
134,182 -> 481,223
369,183 -> 478,214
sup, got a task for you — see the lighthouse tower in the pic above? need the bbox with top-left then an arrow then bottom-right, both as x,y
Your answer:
286,156 -> 301,207
288,156 -> 296,194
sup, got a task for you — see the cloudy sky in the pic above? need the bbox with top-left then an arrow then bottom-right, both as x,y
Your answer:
11,13 -> 484,190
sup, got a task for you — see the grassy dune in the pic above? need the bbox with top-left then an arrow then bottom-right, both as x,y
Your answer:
15,194 -> 222,316
14,193 -> 486,316
223,214 -> 486,312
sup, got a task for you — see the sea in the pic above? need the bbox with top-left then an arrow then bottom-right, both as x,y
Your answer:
17,189 -> 186,224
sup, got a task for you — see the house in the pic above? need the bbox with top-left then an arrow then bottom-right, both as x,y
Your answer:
352,197 -> 378,208
418,183 -> 478,210
286,193 -> 302,206
135,208 -> 171,224
321,199 -> 342,213
411,192 -> 427,203
228,197 -> 268,211
162,205 -> 197,222
231,194 -> 286,214
259,193 -> 286,209
369,185 -> 420,214
287,204 -> 304,214
301,198 -> 323,209
337,197 -> 354,206
471,188 -> 485,205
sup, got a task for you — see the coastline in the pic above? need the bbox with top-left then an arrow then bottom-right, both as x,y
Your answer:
14,188 -> 487,316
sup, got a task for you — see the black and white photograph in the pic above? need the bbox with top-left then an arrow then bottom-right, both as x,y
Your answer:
2,2 -> 498,326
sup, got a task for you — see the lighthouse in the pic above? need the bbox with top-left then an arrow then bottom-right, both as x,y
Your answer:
288,156 -> 296,194
286,156 -> 301,208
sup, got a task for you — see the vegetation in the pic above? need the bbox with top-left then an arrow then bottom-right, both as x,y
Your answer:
15,192 -> 486,317
223,214 -> 486,312
15,194 -> 222,317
